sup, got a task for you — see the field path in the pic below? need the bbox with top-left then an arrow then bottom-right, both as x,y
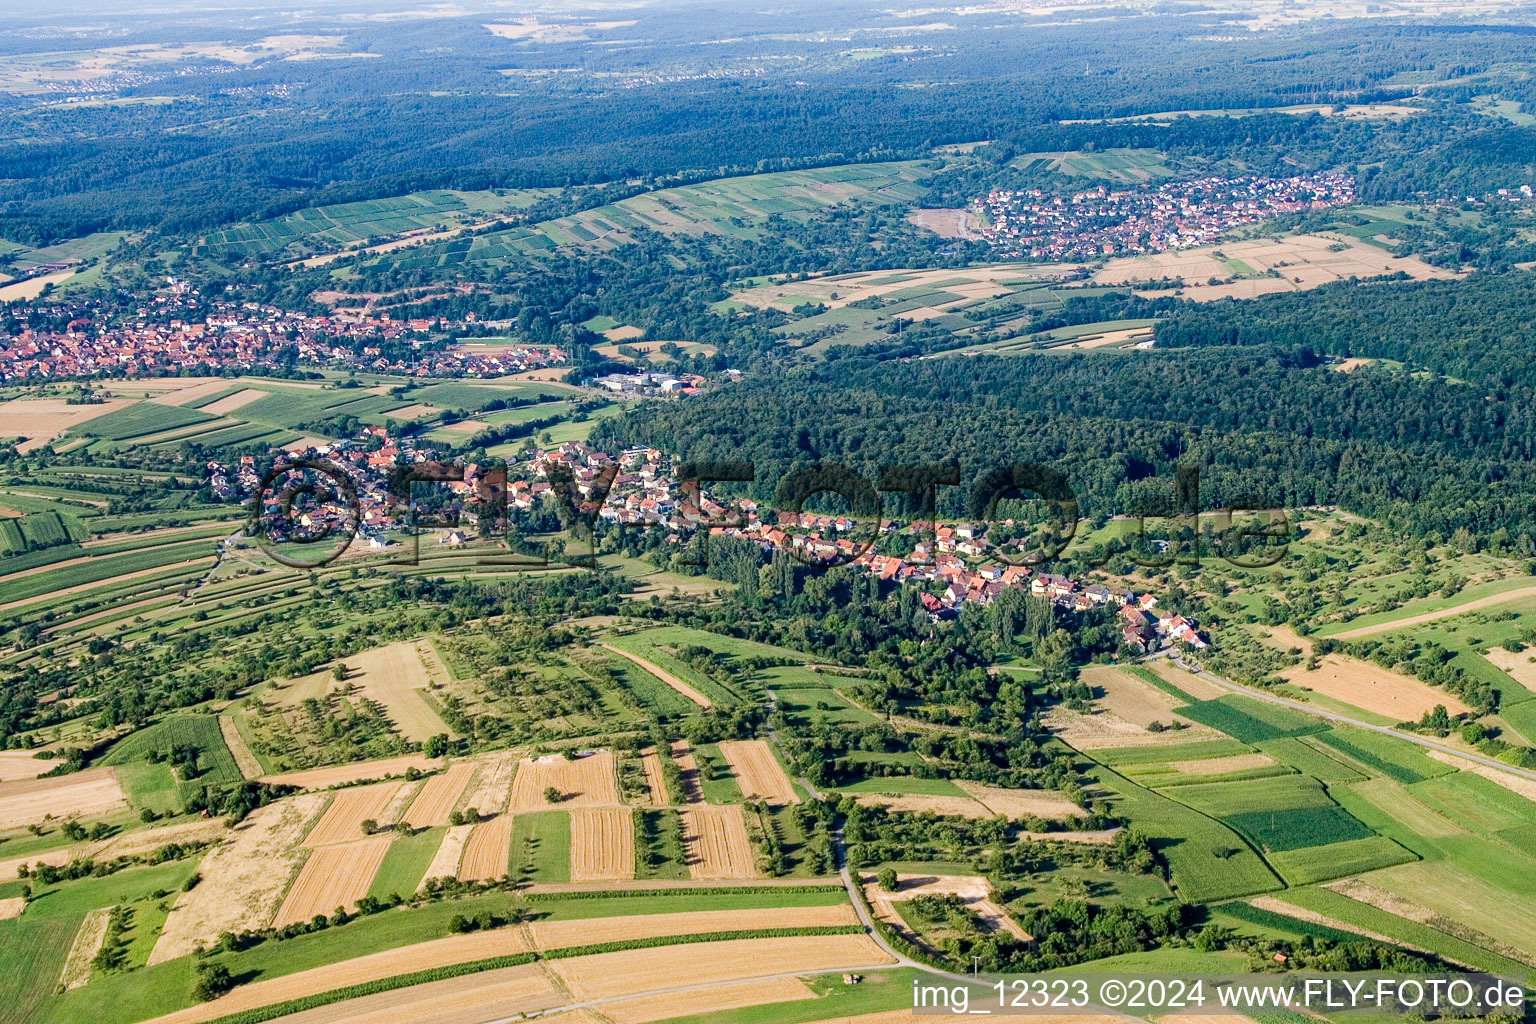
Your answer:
218,716 -> 263,779
1329,585 -> 1536,639
600,643 -> 711,707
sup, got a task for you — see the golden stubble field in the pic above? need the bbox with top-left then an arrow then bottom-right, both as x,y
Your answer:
508,750 -> 620,810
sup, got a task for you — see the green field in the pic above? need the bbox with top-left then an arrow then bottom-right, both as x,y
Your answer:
511,810 -> 570,884
368,827 -> 446,900
101,714 -> 243,794
1176,694 -> 1327,744
1312,727 -> 1456,785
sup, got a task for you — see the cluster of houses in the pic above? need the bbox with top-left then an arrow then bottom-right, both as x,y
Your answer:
977,172 -> 1355,260
0,287 -> 565,382
523,442 -> 1208,648
215,432 -> 1208,652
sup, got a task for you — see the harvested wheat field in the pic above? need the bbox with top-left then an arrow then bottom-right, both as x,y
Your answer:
140,928 -> 530,1024
401,763 -> 475,828
151,792 -> 328,964
0,397 -> 132,451
670,741 -> 704,803
421,823 -> 474,885
1082,665 -> 1201,729
240,963 -> 561,1024
0,750 -> 48,781
0,897 -> 23,920
1144,661 -> 1228,700
1042,705 -> 1195,750
0,767 -> 127,829
259,754 -> 439,790
955,781 -> 1088,820
274,835 -> 392,927
1281,654 -> 1469,719
458,814 -> 513,882
570,807 -> 633,881
383,403 -> 445,422
218,717 -> 263,779
601,976 -> 815,1023
58,906 -> 112,990
719,740 -> 799,805
1167,753 -> 1278,775
529,903 -> 858,952
460,751 -> 517,814
199,387 -> 272,414
509,750 -> 620,810
1484,648 -> 1536,695
551,934 -> 893,1001
332,642 -> 455,741
304,782 -> 403,846
639,747 -> 668,805
680,805 -> 756,879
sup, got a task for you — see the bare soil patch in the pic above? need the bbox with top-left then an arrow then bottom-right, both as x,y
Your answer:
460,751 -> 517,814
421,823 -> 473,886
304,782 -> 404,847
259,754 -> 439,790
907,208 -> 979,239
719,740 -> 799,805
863,872 -> 1028,941
852,792 -> 993,818
509,750 -> 620,811
569,807 -> 633,882
680,805 -> 756,878
1167,753 -> 1277,775
151,792 -> 327,963
549,934 -> 893,1001
457,814 -> 513,882
1281,654 -> 1469,719
273,835 -> 392,927
955,781 -> 1088,820
1144,661 -> 1228,700
0,767 -> 126,829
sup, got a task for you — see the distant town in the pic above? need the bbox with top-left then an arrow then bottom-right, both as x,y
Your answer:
0,285 -> 566,382
977,172 -> 1357,260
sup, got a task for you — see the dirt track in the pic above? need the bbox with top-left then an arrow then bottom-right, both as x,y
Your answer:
600,644 -> 712,707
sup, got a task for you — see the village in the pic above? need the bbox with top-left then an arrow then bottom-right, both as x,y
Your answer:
223,433 -> 1207,656
0,284 -> 566,382
977,171 -> 1356,260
